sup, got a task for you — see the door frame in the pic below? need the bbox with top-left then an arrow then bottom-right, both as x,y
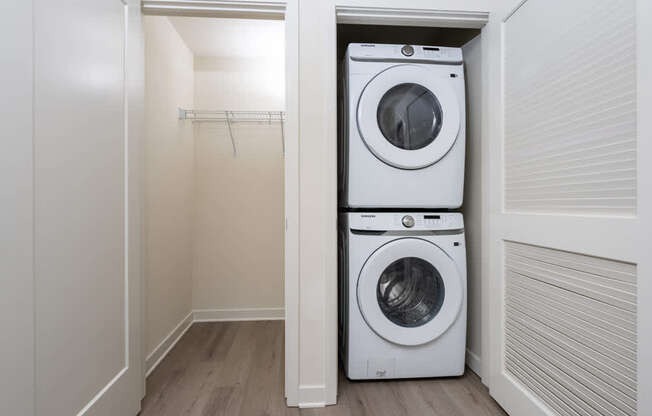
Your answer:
139,0 -> 301,406
325,2 -> 490,405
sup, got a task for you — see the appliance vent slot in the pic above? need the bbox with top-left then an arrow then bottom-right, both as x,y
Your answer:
503,0 -> 636,216
504,241 -> 637,416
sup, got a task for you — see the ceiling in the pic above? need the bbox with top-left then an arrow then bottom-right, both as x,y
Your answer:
168,16 -> 284,59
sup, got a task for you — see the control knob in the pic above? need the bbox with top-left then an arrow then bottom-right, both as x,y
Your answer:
402,215 -> 415,228
401,45 -> 414,57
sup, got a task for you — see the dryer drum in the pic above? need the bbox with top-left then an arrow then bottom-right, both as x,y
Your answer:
376,83 -> 443,151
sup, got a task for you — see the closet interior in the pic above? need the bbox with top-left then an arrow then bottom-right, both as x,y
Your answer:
143,14 -> 286,375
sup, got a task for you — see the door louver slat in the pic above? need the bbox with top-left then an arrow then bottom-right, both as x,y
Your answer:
504,0 -> 636,215
504,241 -> 637,416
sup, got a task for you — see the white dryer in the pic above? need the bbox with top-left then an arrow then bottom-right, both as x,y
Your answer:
340,43 -> 466,208
338,212 -> 467,380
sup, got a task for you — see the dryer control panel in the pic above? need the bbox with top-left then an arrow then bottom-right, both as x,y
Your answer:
348,212 -> 464,232
347,43 -> 463,65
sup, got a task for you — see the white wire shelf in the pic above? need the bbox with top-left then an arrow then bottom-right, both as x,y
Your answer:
178,108 -> 286,123
178,108 -> 286,157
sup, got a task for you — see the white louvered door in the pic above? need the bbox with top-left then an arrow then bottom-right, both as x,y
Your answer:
487,1 -> 652,416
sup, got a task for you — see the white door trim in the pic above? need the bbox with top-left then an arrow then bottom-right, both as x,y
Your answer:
637,3 -> 652,415
335,6 -> 489,28
141,0 -> 285,19
282,0 -> 300,407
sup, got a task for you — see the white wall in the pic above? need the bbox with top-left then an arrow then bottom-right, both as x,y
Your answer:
462,33 -> 483,376
195,56 -> 285,110
144,16 -> 195,357
192,54 -> 285,315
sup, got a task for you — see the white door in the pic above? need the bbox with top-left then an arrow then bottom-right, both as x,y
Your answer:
357,238 -> 463,346
357,65 -> 461,169
32,0 -> 143,415
487,1 -> 651,416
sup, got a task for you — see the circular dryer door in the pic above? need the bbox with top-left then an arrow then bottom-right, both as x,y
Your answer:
357,64 -> 461,170
357,238 -> 463,346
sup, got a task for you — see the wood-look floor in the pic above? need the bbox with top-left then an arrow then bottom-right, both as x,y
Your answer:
140,321 -> 507,416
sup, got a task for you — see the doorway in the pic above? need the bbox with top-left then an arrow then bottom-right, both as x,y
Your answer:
138,1 -> 299,409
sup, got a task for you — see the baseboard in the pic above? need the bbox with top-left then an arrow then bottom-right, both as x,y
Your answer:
466,348 -> 482,378
298,384 -> 326,408
145,311 -> 193,377
193,307 -> 285,322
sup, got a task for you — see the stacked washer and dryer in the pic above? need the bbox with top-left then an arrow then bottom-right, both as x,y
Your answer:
338,43 -> 468,379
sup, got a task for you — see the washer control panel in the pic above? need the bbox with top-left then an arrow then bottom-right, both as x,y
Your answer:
348,212 -> 464,232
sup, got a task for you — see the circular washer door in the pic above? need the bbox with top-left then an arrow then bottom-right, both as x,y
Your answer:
357,238 -> 463,346
357,64 -> 461,170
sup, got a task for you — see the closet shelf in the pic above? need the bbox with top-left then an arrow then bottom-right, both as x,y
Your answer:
178,108 -> 286,158
178,108 -> 286,123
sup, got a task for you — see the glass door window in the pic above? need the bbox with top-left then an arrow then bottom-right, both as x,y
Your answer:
377,84 -> 443,151
377,257 -> 445,328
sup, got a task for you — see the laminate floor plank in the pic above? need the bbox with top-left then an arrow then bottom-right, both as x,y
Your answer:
140,321 -> 507,416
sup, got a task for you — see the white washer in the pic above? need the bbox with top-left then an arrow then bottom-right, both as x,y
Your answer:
339,211 -> 467,379
340,43 -> 466,208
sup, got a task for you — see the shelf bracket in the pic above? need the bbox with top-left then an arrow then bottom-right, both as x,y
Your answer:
280,118 -> 286,157
225,111 -> 237,157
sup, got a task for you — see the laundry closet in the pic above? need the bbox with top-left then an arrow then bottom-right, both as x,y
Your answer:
336,24 -> 485,378
142,15 -> 286,374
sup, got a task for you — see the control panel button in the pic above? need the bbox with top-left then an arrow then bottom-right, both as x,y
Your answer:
401,45 -> 414,57
402,215 -> 415,228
